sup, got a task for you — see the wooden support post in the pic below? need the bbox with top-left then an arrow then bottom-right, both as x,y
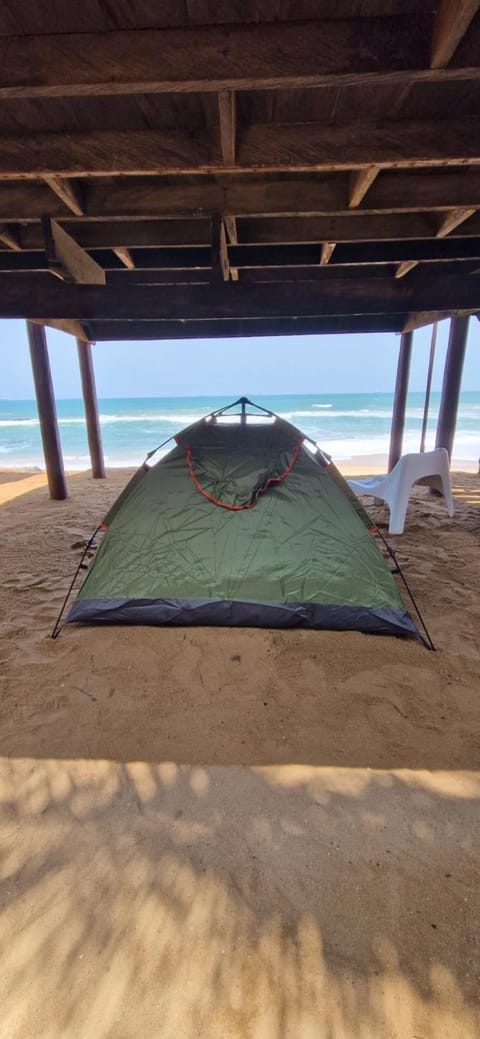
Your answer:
26,320 -> 67,500
435,315 -> 470,459
76,339 -> 105,479
388,330 -> 413,471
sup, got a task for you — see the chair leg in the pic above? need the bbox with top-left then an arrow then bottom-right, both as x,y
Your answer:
387,494 -> 408,535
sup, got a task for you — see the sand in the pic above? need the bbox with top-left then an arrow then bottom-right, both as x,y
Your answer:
0,464 -> 479,1039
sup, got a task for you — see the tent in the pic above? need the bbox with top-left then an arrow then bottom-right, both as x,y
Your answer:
67,399 -> 418,639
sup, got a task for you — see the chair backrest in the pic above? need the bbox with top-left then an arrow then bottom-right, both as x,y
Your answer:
395,448 -> 449,479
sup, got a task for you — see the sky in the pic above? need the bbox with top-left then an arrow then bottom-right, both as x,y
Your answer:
1,317 -> 479,399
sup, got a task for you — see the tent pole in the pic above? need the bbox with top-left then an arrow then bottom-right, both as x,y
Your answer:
77,338 -> 105,479
419,321 -> 438,453
26,320 -> 67,500
435,316 -> 469,461
388,330 -> 413,472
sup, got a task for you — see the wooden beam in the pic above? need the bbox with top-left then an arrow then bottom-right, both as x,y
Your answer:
1,274 -> 479,320
43,176 -> 84,216
77,340 -> 105,479
26,321 -> 67,500
389,331 -> 413,470
211,213 -> 230,283
0,18 -> 442,100
86,314 -> 407,341
395,260 -> 419,278
437,206 -> 476,237
4,170 -> 480,226
223,214 -> 239,281
30,317 -> 90,342
431,0 -> 480,68
42,216 -> 106,284
0,224 -> 21,251
218,91 -> 236,167
112,247 -> 135,269
435,315 -> 470,457
320,242 -> 336,265
348,167 -> 380,208
402,309 -> 473,332
0,118 -> 480,178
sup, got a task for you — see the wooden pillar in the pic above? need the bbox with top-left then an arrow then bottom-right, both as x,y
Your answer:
26,321 -> 67,500
77,339 -> 105,479
388,330 -> 413,471
435,315 -> 469,460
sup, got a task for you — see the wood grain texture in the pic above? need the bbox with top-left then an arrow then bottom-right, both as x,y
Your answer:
431,0 -> 480,68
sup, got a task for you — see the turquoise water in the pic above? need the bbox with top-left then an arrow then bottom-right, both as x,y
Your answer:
0,392 -> 479,468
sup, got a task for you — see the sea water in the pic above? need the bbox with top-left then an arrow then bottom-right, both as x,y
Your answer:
0,392 -> 479,469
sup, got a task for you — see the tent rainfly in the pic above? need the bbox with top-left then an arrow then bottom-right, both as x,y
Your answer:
67,400 -> 419,639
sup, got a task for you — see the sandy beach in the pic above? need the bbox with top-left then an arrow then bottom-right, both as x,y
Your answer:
1,463 -> 479,1038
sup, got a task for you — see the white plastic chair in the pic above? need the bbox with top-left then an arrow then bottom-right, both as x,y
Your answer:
347,448 -> 454,535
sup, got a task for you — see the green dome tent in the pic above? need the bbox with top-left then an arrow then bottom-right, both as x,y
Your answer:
67,399 -> 418,639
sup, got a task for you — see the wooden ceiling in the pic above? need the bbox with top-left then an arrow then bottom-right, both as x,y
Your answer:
0,0 -> 479,341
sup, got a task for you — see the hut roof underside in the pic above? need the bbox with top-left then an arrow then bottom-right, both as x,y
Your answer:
0,0 -> 480,340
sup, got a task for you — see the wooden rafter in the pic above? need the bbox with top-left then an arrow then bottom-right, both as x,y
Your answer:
437,207 -> 476,237
0,19 -> 463,100
431,0 -> 480,68
211,213 -> 230,283
218,91 -> 236,168
320,242 -> 336,265
348,167 -> 380,209
112,247 -> 135,269
0,119 -> 479,178
43,176 -> 84,216
0,224 -> 21,251
42,216 -> 106,284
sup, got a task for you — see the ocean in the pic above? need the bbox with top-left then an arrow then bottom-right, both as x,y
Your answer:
0,392 -> 479,469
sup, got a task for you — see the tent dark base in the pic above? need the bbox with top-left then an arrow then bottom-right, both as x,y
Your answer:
67,598 -> 418,638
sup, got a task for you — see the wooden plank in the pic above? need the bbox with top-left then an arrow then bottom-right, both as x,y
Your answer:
43,176 -> 84,216
431,0 -> 480,68
224,214 -> 239,281
0,224 -> 21,251
4,170 -> 480,227
0,19 -> 435,99
42,216 -> 106,284
30,317 -> 90,342
437,206 -> 476,236
320,242 -> 336,265
402,310 -> 472,331
348,167 -> 380,208
210,213 -> 230,283
85,314 -> 407,340
218,91 -> 236,167
0,274 -> 479,320
0,118 -> 479,178
112,247 -> 135,269
395,260 -> 419,278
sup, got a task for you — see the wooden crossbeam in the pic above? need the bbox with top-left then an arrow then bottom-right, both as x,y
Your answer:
218,91 -> 236,167
431,0 -> 480,68
112,247 -> 135,269
85,315 -> 407,340
3,170 -> 480,225
0,118 -> 479,178
211,213 -> 230,283
0,19 -> 446,100
43,176 -> 84,216
30,317 -> 91,342
402,310 -> 474,332
0,224 -> 21,251
42,216 -> 106,284
437,207 -> 476,237
320,242 -> 336,265
0,275 -> 478,320
348,167 -> 380,208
